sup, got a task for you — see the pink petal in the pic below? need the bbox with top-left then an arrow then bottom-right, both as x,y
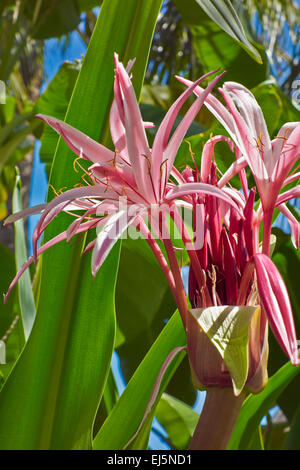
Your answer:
283,171 -> 300,187
176,76 -> 268,197
4,219 -> 98,303
113,56 -> 154,202
201,135 -> 234,183
223,82 -> 273,174
243,188 -> 256,257
32,185 -> 116,259
271,122 -> 300,165
218,156 -> 247,188
272,124 -> 300,187
162,72 -> 226,195
152,70 -> 220,196
254,253 -> 299,365
109,79 -> 130,163
276,187 -> 300,206
221,229 -> 238,304
91,209 -> 140,276
277,203 -> 299,249
218,88 -> 268,183
222,187 -> 245,209
36,114 -> 115,164
165,182 -> 242,214
175,75 -> 237,140
4,203 -> 47,225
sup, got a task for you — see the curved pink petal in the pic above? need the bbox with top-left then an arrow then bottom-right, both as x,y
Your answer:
4,219 -> 98,303
177,75 -> 270,202
272,124 -> 300,186
113,55 -> 154,203
218,156 -> 247,188
36,114 -> 115,164
201,135 -> 234,183
4,203 -> 47,225
276,186 -> 300,206
254,253 -> 299,365
222,82 -> 273,174
175,75 -> 237,140
91,209 -> 140,276
152,70 -> 220,196
165,182 -> 241,214
162,72 -> 226,196
283,171 -> 300,187
109,55 -> 137,162
277,203 -> 299,249
271,122 -> 300,165
218,88 -> 268,182
32,185 -> 116,259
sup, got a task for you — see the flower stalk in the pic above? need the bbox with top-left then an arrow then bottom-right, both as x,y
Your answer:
189,389 -> 246,450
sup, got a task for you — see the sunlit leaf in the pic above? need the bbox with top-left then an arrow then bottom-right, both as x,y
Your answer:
156,392 -> 199,449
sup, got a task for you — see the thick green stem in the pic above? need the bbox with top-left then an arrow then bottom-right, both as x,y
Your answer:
189,388 -> 246,450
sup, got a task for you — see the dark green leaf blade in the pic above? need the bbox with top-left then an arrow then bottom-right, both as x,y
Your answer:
228,361 -> 300,450
93,311 -> 187,450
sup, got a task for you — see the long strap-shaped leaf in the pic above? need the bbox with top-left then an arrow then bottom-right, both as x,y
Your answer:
194,0 -> 261,63
227,360 -> 300,450
12,170 -> 36,340
93,311 -> 186,450
0,0 -> 163,450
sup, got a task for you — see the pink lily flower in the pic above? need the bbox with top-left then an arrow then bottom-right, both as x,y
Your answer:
4,56 -> 240,326
4,57 -> 298,402
176,76 -> 300,255
179,133 -> 299,372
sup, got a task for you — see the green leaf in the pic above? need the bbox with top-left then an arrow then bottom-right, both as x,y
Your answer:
35,61 -> 80,177
0,119 -> 39,172
266,228 -> 300,421
0,243 -> 24,383
93,366 -> 119,436
192,0 -> 261,63
284,404 -> 300,449
173,0 -> 267,88
228,360 -> 300,450
93,310 -> 187,450
12,170 -> 36,340
115,236 -> 196,406
115,238 -> 176,352
251,80 -> 300,137
29,0 -> 81,40
156,393 -> 199,449
0,0 -> 163,450
190,305 -> 259,395
246,426 -> 264,450
77,0 -> 103,11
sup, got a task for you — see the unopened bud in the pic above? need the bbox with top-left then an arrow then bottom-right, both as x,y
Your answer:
186,305 -> 269,396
